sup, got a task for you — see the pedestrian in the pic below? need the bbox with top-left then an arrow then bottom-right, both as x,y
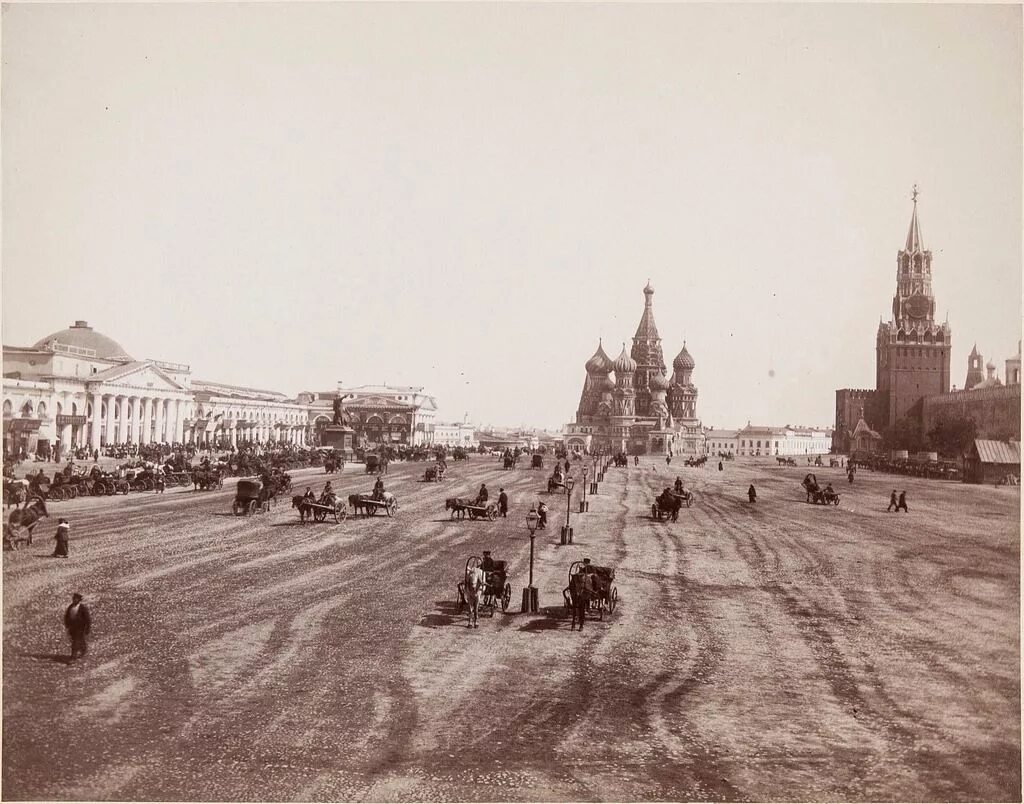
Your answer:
52,518 -> 70,558
748,484 -> 757,503
64,593 -> 92,661
887,490 -> 898,512
498,488 -> 508,518
537,501 -> 548,529
718,461 -> 724,472
897,490 -> 909,512
665,455 -> 671,466
634,455 -> 639,467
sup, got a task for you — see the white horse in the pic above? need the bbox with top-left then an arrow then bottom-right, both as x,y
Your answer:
464,566 -> 485,628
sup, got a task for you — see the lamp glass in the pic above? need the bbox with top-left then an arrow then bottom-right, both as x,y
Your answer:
566,477 -> 575,491
526,511 -> 539,534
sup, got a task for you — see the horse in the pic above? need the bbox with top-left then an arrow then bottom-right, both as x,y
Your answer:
445,497 -> 473,519
6,497 -> 49,549
464,565 -> 484,628
567,571 -> 592,631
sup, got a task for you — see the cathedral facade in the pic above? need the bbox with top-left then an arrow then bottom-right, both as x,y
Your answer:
564,284 -> 703,456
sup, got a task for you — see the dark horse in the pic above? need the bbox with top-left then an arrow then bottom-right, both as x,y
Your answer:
445,497 -> 474,519
567,571 -> 592,631
292,495 -> 315,523
6,497 -> 49,549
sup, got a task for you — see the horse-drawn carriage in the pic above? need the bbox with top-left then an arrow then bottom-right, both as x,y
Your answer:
531,454 -> 543,470
547,470 -> 570,493
5,496 -> 48,550
563,561 -> 618,630
192,466 -> 224,491
457,555 -> 512,621
347,491 -> 399,517
232,478 -> 273,516
612,452 -> 629,468
3,478 -> 29,508
424,463 -> 447,482
365,454 -> 380,474
651,487 -> 693,521
445,497 -> 499,520
292,493 -> 348,523
776,456 -> 797,467
802,473 -> 840,505
503,455 -> 516,469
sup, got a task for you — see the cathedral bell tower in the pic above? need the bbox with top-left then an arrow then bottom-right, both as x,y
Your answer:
875,187 -> 952,428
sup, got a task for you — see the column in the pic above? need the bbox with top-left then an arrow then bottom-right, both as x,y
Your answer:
90,393 -> 103,448
154,398 -> 165,444
174,400 -> 185,444
141,398 -> 152,444
104,394 -> 116,446
230,426 -> 237,448
131,397 -> 143,444
117,396 -> 129,443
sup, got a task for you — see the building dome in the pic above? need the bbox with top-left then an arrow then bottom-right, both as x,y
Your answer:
613,344 -> 637,374
585,341 -> 611,374
649,371 -> 670,391
32,320 -> 133,361
986,359 -> 997,370
673,342 -> 695,372
598,374 -> 616,392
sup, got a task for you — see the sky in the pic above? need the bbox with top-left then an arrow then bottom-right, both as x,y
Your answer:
3,3 -> 1021,431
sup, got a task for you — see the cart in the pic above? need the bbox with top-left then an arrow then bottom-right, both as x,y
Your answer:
457,555 -> 512,616
232,478 -> 269,516
298,496 -> 348,523
563,561 -> 618,619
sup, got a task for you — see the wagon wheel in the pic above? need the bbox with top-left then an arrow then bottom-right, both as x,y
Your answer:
121,482 -> 130,495
457,583 -> 467,612
313,508 -> 327,523
487,507 -> 498,521
501,583 -> 512,612
232,500 -> 243,516
609,587 -> 618,613
69,486 -> 79,499
247,500 -> 258,517
386,501 -> 398,517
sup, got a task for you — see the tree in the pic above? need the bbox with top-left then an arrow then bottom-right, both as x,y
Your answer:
927,415 -> 977,459
882,417 -> 926,453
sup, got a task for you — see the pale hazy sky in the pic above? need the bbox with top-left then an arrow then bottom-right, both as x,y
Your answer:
3,3 -> 1021,431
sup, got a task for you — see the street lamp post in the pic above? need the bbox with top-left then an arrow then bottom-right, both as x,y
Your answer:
561,476 -> 576,545
522,510 -> 540,613
579,466 -> 589,513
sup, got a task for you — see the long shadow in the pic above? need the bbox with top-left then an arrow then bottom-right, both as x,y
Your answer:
418,600 -> 464,628
19,651 -> 72,665
517,605 -> 572,632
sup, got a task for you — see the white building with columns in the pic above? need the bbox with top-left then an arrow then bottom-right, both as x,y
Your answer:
2,320 -> 314,455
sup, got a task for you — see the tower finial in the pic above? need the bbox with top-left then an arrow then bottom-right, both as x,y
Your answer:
912,183 -> 919,203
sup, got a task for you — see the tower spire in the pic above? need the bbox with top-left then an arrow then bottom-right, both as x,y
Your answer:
905,184 -> 924,252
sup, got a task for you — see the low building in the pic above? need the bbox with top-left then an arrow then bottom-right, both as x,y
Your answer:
434,420 -> 477,448
963,439 -> 1020,484
734,424 -> 832,457
705,429 -> 738,455
189,380 -> 312,447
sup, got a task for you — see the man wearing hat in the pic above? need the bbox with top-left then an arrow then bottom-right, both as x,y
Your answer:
498,488 -> 509,518
481,551 -> 496,572
52,519 -> 70,558
64,593 -> 92,661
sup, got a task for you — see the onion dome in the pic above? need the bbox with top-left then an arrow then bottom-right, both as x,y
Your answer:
598,374 -> 616,392
649,371 -> 670,391
613,344 -> 637,374
986,359 -> 997,370
585,340 -> 611,374
33,320 -> 133,362
673,342 -> 695,372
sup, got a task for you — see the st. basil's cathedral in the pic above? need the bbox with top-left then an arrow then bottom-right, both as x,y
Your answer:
564,284 -> 704,456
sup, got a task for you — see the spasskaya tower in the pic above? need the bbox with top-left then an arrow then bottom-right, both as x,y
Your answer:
875,186 -> 952,428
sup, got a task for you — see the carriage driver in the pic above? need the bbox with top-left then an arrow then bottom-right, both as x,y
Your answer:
303,487 -> 316,504
475,484 -> 489,506
481,550 -> 496,572
372,475 -> 385,501
673,476 -> 685,495
321,481 -> 334,503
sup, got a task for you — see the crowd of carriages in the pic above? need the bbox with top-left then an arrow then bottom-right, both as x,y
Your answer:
848,454 -> 961,481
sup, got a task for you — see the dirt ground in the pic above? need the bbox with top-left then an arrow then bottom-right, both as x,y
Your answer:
2,454 -> 1019,801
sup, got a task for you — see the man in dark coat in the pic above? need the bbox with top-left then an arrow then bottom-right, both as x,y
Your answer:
64,593 -> 91,661
52,519 -> 70,558
498,488 -> 508,518
887,490 -> 898,512
897,491 -> 909,512
748,484 -> 757,503
475,484 -> 489,506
